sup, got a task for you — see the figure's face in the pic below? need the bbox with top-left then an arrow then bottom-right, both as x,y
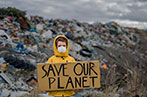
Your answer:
57,41 -> 66,48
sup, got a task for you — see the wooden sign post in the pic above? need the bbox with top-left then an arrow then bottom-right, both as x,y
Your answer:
37,61 -> 100,92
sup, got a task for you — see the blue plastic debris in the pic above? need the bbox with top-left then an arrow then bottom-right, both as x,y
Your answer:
48,23 -> 52,27
20,49 -> 28,55
74,94 -> 83,97
29,29 -> 39,33
107,23 -> 111,28
0,41 -> 3,45
13,42 -> 28,54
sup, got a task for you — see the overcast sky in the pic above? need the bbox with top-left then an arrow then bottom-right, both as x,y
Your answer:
0,0 -> 147,23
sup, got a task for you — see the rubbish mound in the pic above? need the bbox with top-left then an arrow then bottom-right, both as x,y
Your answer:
0,10 -> 146,97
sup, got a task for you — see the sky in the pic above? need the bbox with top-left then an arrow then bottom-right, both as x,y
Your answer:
0,0 -> 147,29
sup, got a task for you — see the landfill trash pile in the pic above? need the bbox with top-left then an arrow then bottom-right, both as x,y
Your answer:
0,14 -> 146,97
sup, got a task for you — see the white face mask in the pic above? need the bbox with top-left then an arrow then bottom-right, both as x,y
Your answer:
57,46 -> 66,53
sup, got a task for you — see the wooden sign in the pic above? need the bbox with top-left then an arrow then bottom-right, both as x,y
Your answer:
37,61 -> 100,92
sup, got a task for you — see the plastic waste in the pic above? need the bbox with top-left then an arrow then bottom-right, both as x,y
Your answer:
13,42 -> 28,54
29,29 -> 39,33
0,30 -> 12,43
79,48 -> 92,57
65,32 -> 74,40
36,23 -> 43,31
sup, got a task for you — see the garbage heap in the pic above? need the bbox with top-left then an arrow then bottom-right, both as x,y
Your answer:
0,16 -> 146,97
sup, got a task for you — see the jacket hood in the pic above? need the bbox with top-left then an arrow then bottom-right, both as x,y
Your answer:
53,35 -> 69,57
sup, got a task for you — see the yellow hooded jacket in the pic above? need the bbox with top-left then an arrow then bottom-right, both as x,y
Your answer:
47,35 -> 75,96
